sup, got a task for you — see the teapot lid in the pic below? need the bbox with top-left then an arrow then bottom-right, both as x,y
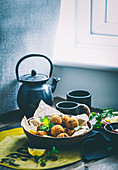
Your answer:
19,70 -> 49,83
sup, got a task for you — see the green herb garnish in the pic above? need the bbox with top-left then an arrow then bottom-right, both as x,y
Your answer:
39,116 -> 54,131
33,146 -> 59,167
103,108 -> 113,118
89,108 -> 114,129
52,146 -> 59,154
89,112 -> 96,121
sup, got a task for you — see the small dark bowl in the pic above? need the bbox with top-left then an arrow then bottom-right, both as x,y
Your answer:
23,118 -> 93,149
56,101 -> 79,115
104,122 -> 118,144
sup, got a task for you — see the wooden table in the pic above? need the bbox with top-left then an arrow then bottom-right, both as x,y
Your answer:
0,97 -> 118,170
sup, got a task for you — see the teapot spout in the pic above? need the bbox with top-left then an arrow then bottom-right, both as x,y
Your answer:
51,77 -> 60,93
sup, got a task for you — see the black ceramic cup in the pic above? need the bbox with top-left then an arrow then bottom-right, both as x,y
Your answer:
56,101 -> 90,117
66,90 -> 92,112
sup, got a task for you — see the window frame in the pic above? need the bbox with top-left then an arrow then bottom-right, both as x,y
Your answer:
53,0 -> 118,71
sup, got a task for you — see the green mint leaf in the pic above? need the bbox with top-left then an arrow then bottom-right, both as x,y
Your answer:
89,112 -> 96,121
92,112 -> 96,116
52,146 -> 56,152
39,125 -> 47,131
89,115 -> 93,121
96,114 -> 103,122
46,151 -> 51,159
43,116 -> 49,126
93,121 -> 102,129
40,118 -> 44,123
34,155 -> 40,163
40,159 -> 46,166
46,127 -> 50,131
52,146 -> 59,154
103,108 -> 113,117
49,123 -> 54,128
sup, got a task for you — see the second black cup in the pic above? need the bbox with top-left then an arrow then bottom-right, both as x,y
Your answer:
67,90 -> 92,112
56,101 -> 90,117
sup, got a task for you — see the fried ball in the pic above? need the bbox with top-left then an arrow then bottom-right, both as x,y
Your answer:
50,114 -> 62,125
63,127 -> 68,133
68,129 -> 75,136
51,125 -> 64,137
66,117 -> 78,129
57,133 -> 69,138
36,130 -> 47,136
62,115 -> 70,126
37,123 -> 44,131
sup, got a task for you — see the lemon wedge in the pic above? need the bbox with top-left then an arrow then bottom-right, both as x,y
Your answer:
105,116 -> 118,123
28,148 -> 46,157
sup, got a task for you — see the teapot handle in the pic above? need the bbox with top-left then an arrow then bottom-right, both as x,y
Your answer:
15,54 -> 53,82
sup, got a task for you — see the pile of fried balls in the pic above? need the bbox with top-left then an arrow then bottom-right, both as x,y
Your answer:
35,114 -> 80,137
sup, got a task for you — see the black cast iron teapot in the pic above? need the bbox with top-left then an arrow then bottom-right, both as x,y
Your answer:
16,54 -> 60,118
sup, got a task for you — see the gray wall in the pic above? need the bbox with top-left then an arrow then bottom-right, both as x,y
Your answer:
53,65 -> 118,111
0,0 -> 61,114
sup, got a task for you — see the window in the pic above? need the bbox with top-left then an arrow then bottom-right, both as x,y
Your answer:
53,0 -> 118,70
